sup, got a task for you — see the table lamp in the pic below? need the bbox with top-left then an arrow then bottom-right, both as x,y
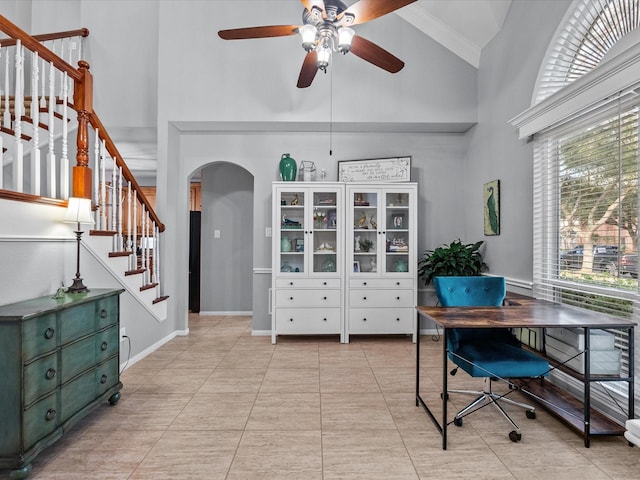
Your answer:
64,197 -> 95,293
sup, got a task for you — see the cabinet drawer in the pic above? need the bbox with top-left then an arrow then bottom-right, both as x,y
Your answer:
61,335 -> 95,384
349,278 -> 413,289
24,352 -> 58,407
23,313 -> 57,361
276,308 -> 341,334
96,357 -> 120,396
348,289 -> 413,307
276,289 -> 341,307
23,391 -> 59,449
348,308 -> 414,334
61,369 -> 96,422
60,303 -> 94,344
96,296 -> 119,329
96,326 -> 119,364
276,278 -> 340,289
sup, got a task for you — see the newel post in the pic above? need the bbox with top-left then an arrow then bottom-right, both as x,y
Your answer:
72,60 -> 93,199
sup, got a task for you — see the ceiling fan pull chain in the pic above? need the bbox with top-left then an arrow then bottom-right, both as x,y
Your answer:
329,66 -> 333,156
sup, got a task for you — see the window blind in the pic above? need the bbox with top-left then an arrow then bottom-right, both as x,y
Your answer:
533,90 -> 639,410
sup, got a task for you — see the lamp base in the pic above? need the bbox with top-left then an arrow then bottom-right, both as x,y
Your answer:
66,276 -> 89,294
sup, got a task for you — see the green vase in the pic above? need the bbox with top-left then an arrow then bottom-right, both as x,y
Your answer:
279,153 -> 297,181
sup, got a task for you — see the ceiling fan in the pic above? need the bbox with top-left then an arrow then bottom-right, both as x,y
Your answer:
218,0 -> 417,88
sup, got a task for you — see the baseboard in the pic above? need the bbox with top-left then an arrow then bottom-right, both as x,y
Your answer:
250,329 -> 439,338
120,328 -> 189,372
251,330 -> 271,337
199,311 -> 252,316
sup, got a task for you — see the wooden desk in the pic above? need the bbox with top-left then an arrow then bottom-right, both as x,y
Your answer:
415,296 -> 635,449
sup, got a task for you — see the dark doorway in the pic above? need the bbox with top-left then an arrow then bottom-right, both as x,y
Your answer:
188,210 -> 201,312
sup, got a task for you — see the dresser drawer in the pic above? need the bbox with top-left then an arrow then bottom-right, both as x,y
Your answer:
24,352 -> 58,407
61,335 -> 95,384
96,296 -> 119,329
276,308 -> 341,334
22,313 -> 57,361
60,303 -> 94,344
348,308 -> 414,334
96,326 -> 119,364
348,289 -> 413,307
276,278 -> 341,289
61,369 -> 96,421
23,391 -> 59,449
276,289 -> 341,307
96,357 -> 120,396
349,278 -> 413,289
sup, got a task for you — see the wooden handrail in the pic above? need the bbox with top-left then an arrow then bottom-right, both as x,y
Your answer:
0,28 -> 89,47
89,113 -> 165,232
0,15 -> 82,82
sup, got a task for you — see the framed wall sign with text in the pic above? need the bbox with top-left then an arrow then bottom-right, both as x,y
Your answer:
338,157 -> 411,182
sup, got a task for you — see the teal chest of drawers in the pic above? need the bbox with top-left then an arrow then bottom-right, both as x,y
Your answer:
0,289 -> 124,479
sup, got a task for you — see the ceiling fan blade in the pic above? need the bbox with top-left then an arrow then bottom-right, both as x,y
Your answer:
297,50 -> 319,88
349,35 -> 405,73
340,0 -> 417,26
218,25 -> 300,40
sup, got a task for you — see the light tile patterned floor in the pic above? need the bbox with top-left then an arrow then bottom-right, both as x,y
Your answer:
19,314 -> 640,479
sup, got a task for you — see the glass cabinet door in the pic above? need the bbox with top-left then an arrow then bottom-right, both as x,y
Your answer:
384,191 -> 411,274
311,190 -> 339,274
278,189 -> 305,274
350,189 -> 380,274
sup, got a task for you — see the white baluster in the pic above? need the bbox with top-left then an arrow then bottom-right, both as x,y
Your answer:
40,57 -> 46,110
152,224 -> 158,284
142,205 -> 148,284
127,180 -> 132,255
117,166 -> 123,251
0,135 -> 3,189
13,41 -> 23,193
31,51 -> 40,196
67,41 -> 76,104
100,140 -> 107,229
111,161 -> 116,237
132,190 -> 138,270
154,226 -> 160,292
47,60 -> 55,198
4,47 -> 10,129
93,129 -> 99,220
60,71 -> 69,199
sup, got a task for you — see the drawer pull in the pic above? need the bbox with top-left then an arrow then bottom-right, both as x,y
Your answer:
396,282 -> 401,286
101,341 -> 108,351
45,408 -> 56,421
289,282 -> 294,286
363,282 -> 367,286
323,282 -> 327,285
396,318 -> 400,322
100,309 -> 108,319
396,296 -> 400,300
45,368 -> 56,380
101,374 -> 108,384
44,327 -> 55,339
323,318 -> 327,322
323,296 -> 327,300
289,318 -> 294,322
363,297 -> 367,300
363,318 -> 367,322
289,296 -> 294,300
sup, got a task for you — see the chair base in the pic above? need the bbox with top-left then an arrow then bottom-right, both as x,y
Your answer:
450,377 -> 537,442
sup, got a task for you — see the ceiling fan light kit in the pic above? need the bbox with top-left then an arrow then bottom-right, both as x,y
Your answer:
218,0 -> 417,87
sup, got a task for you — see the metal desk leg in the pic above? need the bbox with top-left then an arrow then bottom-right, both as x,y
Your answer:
584,327 -> 591,448
416,310 -> 420,407
442,327 -> 448,450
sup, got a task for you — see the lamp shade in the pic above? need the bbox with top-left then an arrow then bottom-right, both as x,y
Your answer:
64,197 -> 95,225
299,24 -> 317,52
337,27 -> 355,53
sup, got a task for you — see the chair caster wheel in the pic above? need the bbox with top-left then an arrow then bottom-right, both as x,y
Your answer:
526,410 -> 536,419
509,431 -> 522,442
454,417 -> 463,427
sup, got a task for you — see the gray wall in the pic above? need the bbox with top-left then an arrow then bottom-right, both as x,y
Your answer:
200,163 -> 253,313
464,0 -> 572,292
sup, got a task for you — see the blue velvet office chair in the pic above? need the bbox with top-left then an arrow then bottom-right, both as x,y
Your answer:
433,276 -> 549,442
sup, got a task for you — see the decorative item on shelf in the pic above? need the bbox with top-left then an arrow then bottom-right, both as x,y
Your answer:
369,216 -> 377,229
63,197 -> 95,293
279,153 -> 297,181
355,211 -> 367,229
316,242 -> 335,252
295,238 -> 305,252
281,215 -> 302,229
370,257 -> 376,272
281,261 -> 293,272
358,238 -> 374,252
281,237 -> 292,252
52,282 -> 66,300
322,257 -> 336,272
313,209 -> 327,228
300,161 -> 316,182
395,258 -> 408,272
327,209 -> 337,228
291,193 -> 299,205
354,235 -> 361,252
354,193 -> 370,206
387,237 -> 408,252
321,168 -> 327,181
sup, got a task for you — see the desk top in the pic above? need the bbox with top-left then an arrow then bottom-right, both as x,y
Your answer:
416,295 -> 636,329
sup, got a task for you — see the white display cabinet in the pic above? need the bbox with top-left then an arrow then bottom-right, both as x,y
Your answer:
345,183 -> 418,342
271,183 -> 344,343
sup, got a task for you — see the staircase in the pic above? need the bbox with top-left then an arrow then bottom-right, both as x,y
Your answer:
0,16 -> 168,319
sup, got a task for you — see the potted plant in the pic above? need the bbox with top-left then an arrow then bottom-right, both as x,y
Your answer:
418,239 -> 487,285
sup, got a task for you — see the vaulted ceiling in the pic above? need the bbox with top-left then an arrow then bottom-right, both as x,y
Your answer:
399,0 -> 512,68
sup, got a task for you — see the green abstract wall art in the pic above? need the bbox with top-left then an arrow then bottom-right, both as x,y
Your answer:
484,180 -> 500,236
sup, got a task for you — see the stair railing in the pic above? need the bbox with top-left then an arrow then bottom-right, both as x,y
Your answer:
0,15 -> 167,302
